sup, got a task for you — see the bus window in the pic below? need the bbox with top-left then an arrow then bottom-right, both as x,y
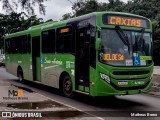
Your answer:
5,38 -> 11,54
56,26 -> 74,53
21,35 -> 28,54
5,35 -> 28,54
28,34 -> 31,53
42,29 -> 55,53
14,35 -> 28,54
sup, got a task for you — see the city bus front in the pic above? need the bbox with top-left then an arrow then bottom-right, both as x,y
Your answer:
93,13 -> 153,96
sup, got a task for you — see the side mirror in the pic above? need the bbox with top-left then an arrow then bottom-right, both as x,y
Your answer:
96,25 -> 101,50
96,38 -> 101,50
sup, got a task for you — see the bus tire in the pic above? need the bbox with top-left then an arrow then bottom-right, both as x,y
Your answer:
17,68 -> 23,82
62,75 -> 73,97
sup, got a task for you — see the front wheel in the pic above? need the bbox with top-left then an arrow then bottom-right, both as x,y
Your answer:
63,76 -> 73,97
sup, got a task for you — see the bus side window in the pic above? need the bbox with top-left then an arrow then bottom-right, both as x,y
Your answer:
23,35 -> 28,54
5,38 -> 10,54
15,35 -> 28,54
42,29 -> 55,53
56,26 -> 74,53
28,34 -> 31,53
12,37 -> 17,54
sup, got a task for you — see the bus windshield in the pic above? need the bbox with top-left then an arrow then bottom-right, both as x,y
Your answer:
99,28 -> 152,66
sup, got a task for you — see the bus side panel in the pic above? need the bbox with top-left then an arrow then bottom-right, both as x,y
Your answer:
5,54 -> 18,76
5,54 -> 30,80
41,54 -> 58,88
89,66 -> 98,96
27,55 -> 32,81
40,54 -> 75,89
56,54 -> 75,90
18,54 -> 31,80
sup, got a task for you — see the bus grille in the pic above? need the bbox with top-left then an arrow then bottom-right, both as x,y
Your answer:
112,70 -> 150,75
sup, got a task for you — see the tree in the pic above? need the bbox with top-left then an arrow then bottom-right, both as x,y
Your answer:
62,0 -> 100,19
62,0 -> 126,20
152,20 -> 160,65
0,12 -> 44,36
1,0 -> 46,15
0,12 -> 44,49
45,19 -> 53,22
62,13 -> 73,20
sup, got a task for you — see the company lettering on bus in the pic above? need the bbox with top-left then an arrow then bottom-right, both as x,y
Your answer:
103,15 -> 149,28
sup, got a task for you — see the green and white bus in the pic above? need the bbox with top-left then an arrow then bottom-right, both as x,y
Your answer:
4,12 -> 153,97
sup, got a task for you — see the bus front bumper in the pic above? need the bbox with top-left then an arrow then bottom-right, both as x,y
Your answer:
90,77 -> 152,96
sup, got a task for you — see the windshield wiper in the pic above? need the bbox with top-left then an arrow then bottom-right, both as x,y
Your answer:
115,25 -> 129,45
115,25 -> 131,55
135,28 -> 145,52
138,28 -> 145,42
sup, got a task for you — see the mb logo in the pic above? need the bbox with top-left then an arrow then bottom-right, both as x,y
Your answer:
8,89 -> 23,97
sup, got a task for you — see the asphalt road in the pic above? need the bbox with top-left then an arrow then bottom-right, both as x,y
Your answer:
0,67 -> 160,120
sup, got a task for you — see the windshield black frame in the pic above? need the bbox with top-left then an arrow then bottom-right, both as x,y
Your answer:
99,28 -> 153,67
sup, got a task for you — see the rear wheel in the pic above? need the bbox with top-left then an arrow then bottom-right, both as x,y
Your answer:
62,75 -> 73,97
17,68 -> 23,82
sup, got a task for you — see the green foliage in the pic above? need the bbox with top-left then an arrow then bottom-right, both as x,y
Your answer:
0,37 -> 3,49
0,0 -> 46,15
62,0 -> 126,20
62,13 -> 73,20
45,19 -> 53,22
0,12 -> 44,49
0,12 -> 43,35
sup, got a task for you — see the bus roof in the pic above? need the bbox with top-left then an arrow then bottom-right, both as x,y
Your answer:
5,11 -> 150,39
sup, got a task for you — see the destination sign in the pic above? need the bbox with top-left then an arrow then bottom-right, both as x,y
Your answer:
60,28 -> 69,33
103,15 -> 149,28
103,54 -> 124,61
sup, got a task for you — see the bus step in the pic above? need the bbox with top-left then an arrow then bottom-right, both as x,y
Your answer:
75,90 -> 89,95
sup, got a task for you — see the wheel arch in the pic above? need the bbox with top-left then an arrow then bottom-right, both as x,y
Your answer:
59,71 -> 71,90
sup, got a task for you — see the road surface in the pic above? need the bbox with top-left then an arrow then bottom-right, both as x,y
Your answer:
0,67 -> 160,120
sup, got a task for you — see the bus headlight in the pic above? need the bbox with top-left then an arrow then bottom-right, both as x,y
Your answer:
100,73 -> 110,84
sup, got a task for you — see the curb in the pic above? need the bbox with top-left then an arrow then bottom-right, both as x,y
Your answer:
148,92 -> 160,97
153,74 -> 160,76
147,86 -> 160,96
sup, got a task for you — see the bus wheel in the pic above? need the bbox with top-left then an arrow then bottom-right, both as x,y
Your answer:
17,68 -> 23,82
63,75 -> 73,97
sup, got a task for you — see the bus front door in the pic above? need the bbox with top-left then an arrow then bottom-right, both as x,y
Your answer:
75,27 -> 90,92
32,36 -> 41,81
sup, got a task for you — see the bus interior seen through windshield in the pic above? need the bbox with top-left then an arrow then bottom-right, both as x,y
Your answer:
99,26 -> 152,66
